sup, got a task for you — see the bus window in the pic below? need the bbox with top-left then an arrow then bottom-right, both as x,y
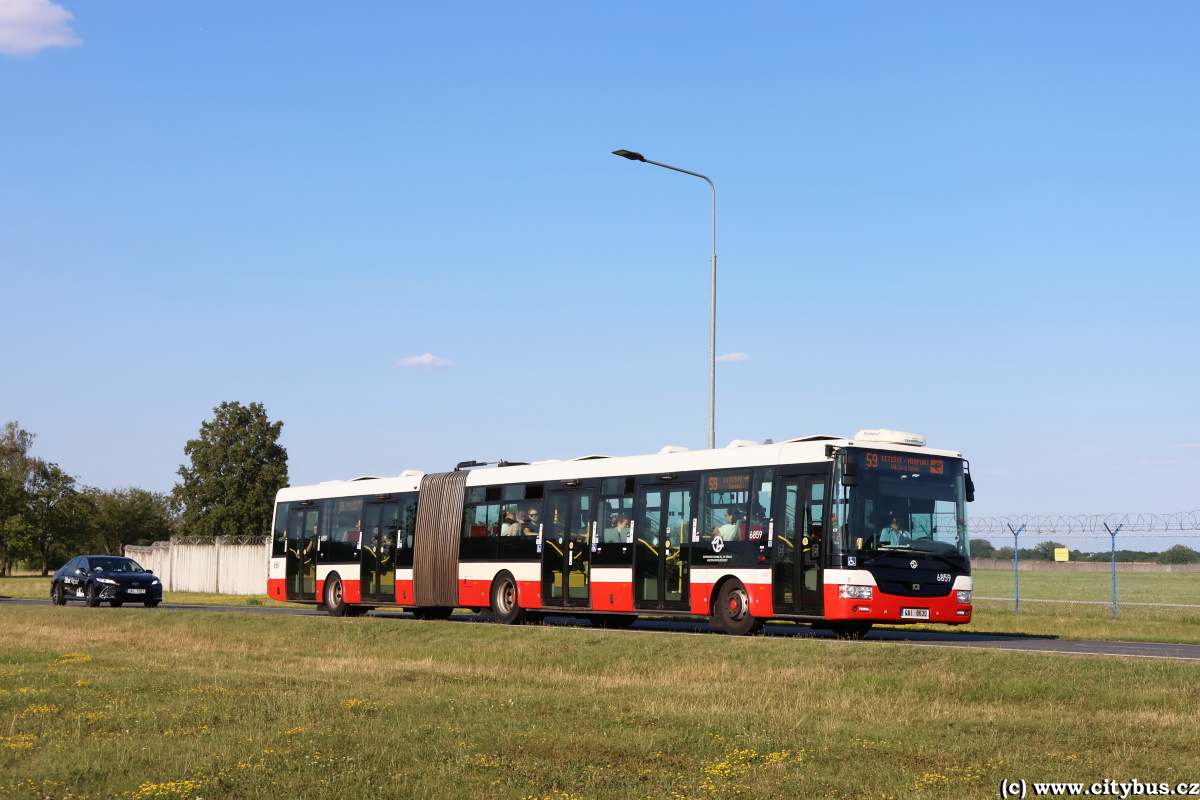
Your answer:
701,471 -> 751,542
460,501 -> 501,560
272,502 -> 289,557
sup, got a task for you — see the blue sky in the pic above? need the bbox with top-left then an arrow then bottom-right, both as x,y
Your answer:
2,1 -> 1197,519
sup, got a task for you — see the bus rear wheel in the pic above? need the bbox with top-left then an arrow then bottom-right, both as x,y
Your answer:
490,572 -> 529,625
324,576 -> 350,617
714,580 -> 764,636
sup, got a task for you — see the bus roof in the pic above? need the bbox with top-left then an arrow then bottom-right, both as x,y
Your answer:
275,432 -> 965,503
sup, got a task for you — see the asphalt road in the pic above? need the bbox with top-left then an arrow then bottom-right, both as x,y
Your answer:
6,596 -> 1200,661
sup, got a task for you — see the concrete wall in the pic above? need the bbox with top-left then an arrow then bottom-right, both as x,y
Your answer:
125,537 -> 270,595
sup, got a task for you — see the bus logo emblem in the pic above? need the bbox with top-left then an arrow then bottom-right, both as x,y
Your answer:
910,560 -> 918,569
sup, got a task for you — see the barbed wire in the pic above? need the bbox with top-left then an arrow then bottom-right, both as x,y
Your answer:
970,512 -> 1200,537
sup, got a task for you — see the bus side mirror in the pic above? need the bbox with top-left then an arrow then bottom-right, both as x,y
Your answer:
841,461 -> 858,487
965,474 -> 976,503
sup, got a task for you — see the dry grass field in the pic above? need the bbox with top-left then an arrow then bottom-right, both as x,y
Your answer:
2,604 -> 1199,799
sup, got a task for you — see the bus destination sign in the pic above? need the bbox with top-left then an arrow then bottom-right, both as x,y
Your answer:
862,452 -> 944,475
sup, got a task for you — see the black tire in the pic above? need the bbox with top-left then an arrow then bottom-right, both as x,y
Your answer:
590,614 -> 638,629
490,572 -> 529,625
324,576 -> 349,617
144,600 -> 160,608
412,606 -> 453,621
713,580 -> 764,636
84,583 -> 101,608
51,582 -> 66,606
827,621 -> 872,640
109,600 -> 123,608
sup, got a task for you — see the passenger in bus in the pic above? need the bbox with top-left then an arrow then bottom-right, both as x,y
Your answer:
521,508 -> 541,536
713,510 -> 739,540
879,514 -> 911,546
500,509 -> 520,536
603,514 -> 631,543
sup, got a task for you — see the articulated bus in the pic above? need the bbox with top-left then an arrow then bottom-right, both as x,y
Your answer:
268,429 -> 975,637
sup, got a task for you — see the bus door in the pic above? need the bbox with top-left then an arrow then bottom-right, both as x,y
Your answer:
541,487 -> 596,608
285,504 -> 321,601
634,485 -> 693,611
360,500 -> 400,603
773,476 -> 826,614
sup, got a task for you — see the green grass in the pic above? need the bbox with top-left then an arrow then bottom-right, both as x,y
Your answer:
2,606 -> 1199,800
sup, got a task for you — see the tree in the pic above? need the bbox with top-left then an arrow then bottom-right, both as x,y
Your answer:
1158,544 -> 1200,565
83,487 -> 176,554
970,538 -> 996,558
0,422 -> 38,576
27,461 -> 89,575
173,402 -> 288,538
1031,541 -> 1066,561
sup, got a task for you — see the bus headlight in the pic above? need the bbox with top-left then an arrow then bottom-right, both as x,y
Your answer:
838,585 -> 873,600
957,590 -> 972,604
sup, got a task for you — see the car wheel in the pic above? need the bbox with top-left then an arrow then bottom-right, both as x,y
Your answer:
324,576 -> 349,617
84,583 -> 102,608
144,600 -> 160,608
109,600 -> 123,608
51,582 -> 66,606
490,571 -> 529,625
713,580 -> 764,636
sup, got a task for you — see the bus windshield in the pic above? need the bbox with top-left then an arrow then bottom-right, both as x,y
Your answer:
832,449 -> 970,563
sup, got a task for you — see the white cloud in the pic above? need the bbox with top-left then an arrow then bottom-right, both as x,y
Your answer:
1135,459 -> 1178,467
1170,443 -> 1200,449
0,0 -> 81,56
396,353 -> 453,369
716,352 -> 750,363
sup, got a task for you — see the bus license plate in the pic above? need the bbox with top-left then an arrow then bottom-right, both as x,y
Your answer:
901,608 -> 929,620
128,589 -> 146,594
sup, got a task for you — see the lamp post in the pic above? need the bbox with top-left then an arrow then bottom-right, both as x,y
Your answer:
612,149 -> 717,450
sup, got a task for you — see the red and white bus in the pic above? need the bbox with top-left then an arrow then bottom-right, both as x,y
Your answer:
267,429 -> 975,637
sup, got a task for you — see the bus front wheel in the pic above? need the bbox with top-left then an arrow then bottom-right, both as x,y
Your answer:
713,580 -> 764,636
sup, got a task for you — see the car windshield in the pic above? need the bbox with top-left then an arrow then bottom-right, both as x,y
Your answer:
87,558 -> 145,573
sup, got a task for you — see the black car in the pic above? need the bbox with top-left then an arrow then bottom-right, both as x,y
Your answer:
50,555 -> 163,608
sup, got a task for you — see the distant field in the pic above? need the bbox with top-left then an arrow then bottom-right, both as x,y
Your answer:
2,606 -> 1199,800
971,568 -> 1200,621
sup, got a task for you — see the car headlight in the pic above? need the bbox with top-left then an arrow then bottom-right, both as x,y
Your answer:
150,579 -> 161,585
838,585 -> 873,600
95,577 -> 118,585
957,590 -> 972,604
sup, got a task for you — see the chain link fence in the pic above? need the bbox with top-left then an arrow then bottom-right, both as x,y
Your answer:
969,513 -> 1200,620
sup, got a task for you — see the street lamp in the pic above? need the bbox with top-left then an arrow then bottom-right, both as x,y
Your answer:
612,149 -> 718,449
